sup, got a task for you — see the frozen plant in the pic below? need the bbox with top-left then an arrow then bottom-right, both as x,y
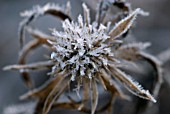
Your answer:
4,0 -> 163,114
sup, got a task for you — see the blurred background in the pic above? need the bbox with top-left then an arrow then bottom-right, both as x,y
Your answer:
0,0 -> 170,114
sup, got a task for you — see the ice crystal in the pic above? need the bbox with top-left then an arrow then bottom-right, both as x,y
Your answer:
49,15 -> 113,81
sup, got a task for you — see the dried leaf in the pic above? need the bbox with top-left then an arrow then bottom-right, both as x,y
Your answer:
100,68 -> 128,100
42,76 -> 69,114
18,39 -> 41,88
21,72 -> 33,88
108,65 -> 156,103
52,102 -> 92,113
83,79 -> 90,102
20,71 -> 65,100
19,39 -> 40,65
52,102 -> 82,111
26,27 -> 55,42
3,61 -> 54,71
98,73 -> 107,90
108,8 -> 143,41
90,79 -> 98,114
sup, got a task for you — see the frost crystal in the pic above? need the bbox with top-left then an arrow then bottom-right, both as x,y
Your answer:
20,3 -> 66,17
49,15 -> 113,81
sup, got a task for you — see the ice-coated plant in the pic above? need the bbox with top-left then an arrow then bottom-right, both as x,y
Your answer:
4,1 -> 163,114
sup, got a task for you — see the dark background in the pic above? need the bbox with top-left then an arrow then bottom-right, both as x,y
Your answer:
0,0 -> 170,114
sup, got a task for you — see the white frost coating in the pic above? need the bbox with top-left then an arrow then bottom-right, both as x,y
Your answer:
51,52 -> 56,59
49,12 -> 112,80
20,3 -> 66,17
125,74 -> 156,103
82,3 -> 90,25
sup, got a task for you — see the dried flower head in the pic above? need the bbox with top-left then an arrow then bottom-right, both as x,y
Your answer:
4,1 -> 163,114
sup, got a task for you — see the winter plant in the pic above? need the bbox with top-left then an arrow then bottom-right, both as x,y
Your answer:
4,0 -> 164,114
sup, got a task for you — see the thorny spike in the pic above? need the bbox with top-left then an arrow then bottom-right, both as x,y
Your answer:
82,3 -> 90,25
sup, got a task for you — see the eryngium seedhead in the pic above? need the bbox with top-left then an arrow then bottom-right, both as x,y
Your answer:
4,2 -> 163,114
49,15 -> 113,81
49,3 -> 156,105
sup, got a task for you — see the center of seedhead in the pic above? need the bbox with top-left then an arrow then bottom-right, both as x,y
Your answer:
49,15 -> 114,80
